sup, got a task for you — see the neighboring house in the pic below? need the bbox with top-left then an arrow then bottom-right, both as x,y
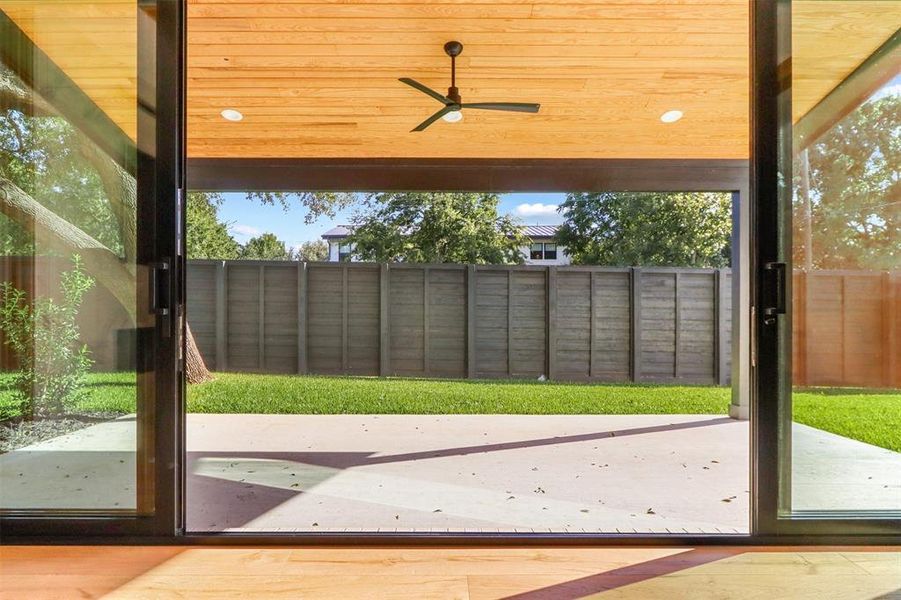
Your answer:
321,224 -> 571,265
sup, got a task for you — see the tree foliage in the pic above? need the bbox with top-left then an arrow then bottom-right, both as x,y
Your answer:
240,232 -> 295,260
346,192 -> 526,264
0,256 -> 94,419
1,99 -> 120,255
793,94 -> 900,270
296,239 -> 328,262
556,192 -> 732,267
186,192 -> 241,260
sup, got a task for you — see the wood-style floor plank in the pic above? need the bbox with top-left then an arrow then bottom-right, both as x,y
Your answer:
0,546 -> 898,600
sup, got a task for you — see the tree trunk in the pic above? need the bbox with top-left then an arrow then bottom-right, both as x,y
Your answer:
185,321 -> 212,384
1,177 -> 213,383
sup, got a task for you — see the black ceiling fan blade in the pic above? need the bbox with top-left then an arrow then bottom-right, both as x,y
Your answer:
399,78 -> 452,105
462,102 -> 540,113
412,106 -> 453,132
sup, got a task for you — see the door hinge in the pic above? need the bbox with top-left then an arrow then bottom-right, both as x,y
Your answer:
176,187 -> 186,258
750,305 -> 757,368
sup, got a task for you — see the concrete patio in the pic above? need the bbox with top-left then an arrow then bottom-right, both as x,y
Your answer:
2,414 -> 899,533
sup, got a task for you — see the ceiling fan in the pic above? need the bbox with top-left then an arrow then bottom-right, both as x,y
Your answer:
399,41 -> 541,132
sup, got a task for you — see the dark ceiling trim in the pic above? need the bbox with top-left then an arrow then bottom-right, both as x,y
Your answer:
0,9 -> 137,175
187,158 -> 749,193
793,27 -> 900,150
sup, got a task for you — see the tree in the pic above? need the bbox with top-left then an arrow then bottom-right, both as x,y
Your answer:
296,239 -> 328,262
240,232 -> 295,260
346,192 -> 526,264
793,94 -> 900,270
0,69 -> 217,382
186,192 -> 240,260
1,66 -> 351,382
556,192 -> 732,267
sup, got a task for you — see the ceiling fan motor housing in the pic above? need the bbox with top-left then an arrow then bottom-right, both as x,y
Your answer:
443,41 -> 464,57
446,86 -> 462,105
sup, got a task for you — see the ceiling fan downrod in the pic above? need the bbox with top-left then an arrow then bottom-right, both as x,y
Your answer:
444,41 -> 463,105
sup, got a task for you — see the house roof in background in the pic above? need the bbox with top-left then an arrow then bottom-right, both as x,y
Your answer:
321,225 -> 353,239
521,225 -> 558,238
322,224 -> 559,240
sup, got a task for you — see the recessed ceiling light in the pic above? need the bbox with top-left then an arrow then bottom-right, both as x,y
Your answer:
220,109 -> 244,122
442,110 -> 463,123
660,110 -> 684,123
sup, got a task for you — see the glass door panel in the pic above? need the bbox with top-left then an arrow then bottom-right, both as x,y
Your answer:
780,0 -> 900,516
0,1 -> 180,527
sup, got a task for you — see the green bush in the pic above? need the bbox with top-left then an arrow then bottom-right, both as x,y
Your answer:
0,255 -> 95,419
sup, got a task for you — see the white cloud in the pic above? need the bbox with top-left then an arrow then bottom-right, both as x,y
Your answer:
870,83 -> 901,102
515,203 -> 559,217
230,224 -> 261,238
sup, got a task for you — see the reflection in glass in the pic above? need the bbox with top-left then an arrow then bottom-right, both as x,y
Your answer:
789,60 -> 900,511
0,5 -> 139,511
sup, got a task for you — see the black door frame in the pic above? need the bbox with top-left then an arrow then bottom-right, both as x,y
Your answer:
0,0 -> 185,538
751,0 -> 900,537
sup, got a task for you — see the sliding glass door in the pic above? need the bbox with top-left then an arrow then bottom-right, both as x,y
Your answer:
754,0 -> 900,535
0,1 -> 183,536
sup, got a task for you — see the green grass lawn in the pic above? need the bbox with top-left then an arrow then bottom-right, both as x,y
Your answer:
1,372 -> 898,451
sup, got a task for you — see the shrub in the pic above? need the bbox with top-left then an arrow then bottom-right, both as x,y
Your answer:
0,255 -> 95,419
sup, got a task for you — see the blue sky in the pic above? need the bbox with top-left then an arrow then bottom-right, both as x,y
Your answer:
219,191 -> 566,250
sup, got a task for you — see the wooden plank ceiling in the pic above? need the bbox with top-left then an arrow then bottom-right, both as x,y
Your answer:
2,1 -> 899,160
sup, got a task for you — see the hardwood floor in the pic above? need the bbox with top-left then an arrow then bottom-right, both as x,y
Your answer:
1,545 -> 899,599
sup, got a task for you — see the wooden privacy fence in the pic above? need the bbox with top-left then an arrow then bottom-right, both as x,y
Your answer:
792,270 -> 900,388
186,260 -> 733,385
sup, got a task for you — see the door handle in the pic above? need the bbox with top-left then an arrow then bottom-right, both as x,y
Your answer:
762,262 -> 787,322
151,260 -> 171,339
150,260 -> 170,316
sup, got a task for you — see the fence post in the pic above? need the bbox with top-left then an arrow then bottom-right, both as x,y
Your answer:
673,271 -> 682,379
380,263 -> 390,377
839,274 -> 847,383
882,271 -> 896,388
297,261 -> 307,374
715,268 -> 729,386
467,265 -> 476,378
258,265 -> 265,371
423,266 -> 431,376
507,270 -> 514,377
547,266 -> 557,380
341,265 -> 349,372
796,270 -> 808,386
631,267 -> 642,382
589,270 -> 596,378
215,261 -> 227,372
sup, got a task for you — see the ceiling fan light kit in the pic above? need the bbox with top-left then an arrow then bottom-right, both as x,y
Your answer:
399,41 -> 541,132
